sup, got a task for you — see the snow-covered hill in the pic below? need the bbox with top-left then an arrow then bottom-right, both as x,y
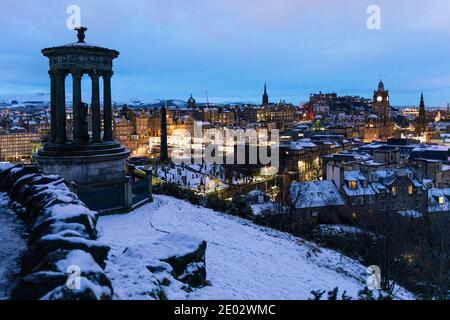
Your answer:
0,92 -> 50,104
0,193 -> 27,300
98,195 -> 413,300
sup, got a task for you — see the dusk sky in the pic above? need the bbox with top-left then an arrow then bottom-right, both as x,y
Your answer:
1,0 -> 450,106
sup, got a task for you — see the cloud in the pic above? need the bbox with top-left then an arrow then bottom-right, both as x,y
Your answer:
1,0 -> 450,105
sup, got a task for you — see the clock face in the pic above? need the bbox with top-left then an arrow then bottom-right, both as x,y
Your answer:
387,96 -> 389,102
377,96 -> 383,102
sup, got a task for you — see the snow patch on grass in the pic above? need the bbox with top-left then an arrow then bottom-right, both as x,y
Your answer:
98,195 -> 414,300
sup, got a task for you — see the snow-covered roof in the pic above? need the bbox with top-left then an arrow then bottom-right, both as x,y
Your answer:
290,181 -> 345,209
281,139 -> 318,151
428,188 -> 450,213
412,144 -> 449,153
342,171 -> 377,196
372,170 -> 398,185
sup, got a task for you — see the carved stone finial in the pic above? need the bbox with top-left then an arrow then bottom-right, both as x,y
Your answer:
75,27 -> 88,43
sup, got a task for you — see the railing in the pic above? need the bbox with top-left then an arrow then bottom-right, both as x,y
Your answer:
132,177 -> 149,205
75,183 -> 126,214
125,165 -> 153,210
71,166 -> 153,214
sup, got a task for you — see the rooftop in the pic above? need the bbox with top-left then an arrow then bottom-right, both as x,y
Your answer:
290,181 -> 345,209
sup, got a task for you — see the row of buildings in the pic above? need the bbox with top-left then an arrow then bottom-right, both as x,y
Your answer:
289,137 -> 450,221
0,108 -> 48,162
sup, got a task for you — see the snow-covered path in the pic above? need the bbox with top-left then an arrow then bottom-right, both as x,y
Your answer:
0,193 -> 27,300
98,195 -> 408,300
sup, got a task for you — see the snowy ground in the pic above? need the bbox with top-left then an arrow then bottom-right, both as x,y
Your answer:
154,165 -> 228,193
147,163 -> 253,194
0,193 -> 27,300
98,195 -> 413,300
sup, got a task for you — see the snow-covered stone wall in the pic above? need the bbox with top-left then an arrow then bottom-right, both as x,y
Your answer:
0,164 -> 113,300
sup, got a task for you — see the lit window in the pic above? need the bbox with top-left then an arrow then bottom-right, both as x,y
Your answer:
439,197 -> 445,205
408,185 -> 413,195
392,186 -> 397,195
349,181 -> 357,190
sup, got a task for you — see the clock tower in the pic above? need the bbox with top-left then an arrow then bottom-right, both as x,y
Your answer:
364,80 -> 396,142
373,80 -> 390,121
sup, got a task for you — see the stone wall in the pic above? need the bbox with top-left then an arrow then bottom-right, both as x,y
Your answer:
0,164 -> 113,300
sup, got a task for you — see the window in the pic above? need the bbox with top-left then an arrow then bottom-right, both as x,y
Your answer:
392,186 -> 397,196
408,185 -> 414,195
349,180 -> 357,190
439,197 -> 445,205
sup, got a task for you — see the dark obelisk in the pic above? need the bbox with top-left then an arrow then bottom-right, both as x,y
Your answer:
160,102 -> 169,162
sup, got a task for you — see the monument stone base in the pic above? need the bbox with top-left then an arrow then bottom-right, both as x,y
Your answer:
35,141 -> 130,212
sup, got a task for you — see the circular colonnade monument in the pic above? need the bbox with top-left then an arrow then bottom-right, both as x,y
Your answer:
36,28 -> 130,211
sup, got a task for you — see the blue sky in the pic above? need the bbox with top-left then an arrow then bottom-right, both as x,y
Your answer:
1,0 -> 450,106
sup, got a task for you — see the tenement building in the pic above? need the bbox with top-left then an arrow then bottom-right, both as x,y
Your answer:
0,131 -> 41,162
328,166 -> 428,215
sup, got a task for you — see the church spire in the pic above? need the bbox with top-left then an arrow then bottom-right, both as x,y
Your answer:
417,92 -> 427,136
262,83 -> 269,106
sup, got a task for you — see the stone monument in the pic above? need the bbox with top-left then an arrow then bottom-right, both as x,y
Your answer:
36,27 -> 130,212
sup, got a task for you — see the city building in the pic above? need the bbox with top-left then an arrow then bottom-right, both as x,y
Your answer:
364,80 -> 395,142
0,132 -> 41,162
329,166 -> 428,216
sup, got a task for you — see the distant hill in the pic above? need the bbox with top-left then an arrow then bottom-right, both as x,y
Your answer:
0,93 -> 255,109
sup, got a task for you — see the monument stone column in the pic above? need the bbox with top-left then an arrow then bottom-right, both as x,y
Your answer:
91,71 -> 101,143
103,71 -> 113,141
49,71 -> 57,142
55,71 -> 67,144
72,69 -> 83,142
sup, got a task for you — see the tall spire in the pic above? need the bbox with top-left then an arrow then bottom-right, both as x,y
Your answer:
417,92 -> 427,136
262,82 -> 269,106
419,92 -> 426,111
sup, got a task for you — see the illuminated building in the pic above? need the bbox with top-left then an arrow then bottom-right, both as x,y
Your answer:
0,132 -> 41,162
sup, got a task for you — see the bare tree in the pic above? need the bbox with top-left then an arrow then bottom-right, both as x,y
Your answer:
353,201 -> 412,297
417,214 -> 450,299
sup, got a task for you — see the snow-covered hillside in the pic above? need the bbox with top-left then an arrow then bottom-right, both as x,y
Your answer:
98,195 -> 413,300
0,193 -> 27,300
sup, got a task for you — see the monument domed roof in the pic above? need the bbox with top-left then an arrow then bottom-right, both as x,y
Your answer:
42,27 -> 119,58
